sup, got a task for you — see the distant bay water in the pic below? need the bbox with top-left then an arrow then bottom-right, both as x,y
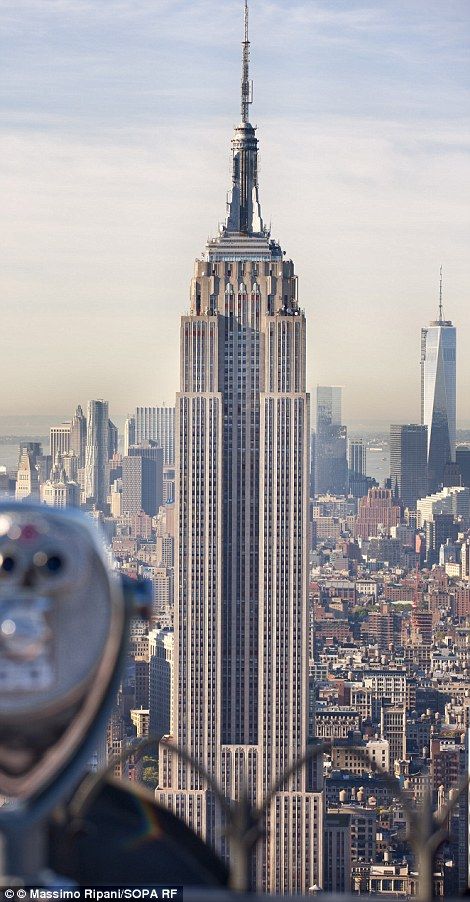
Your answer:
1,438 -> 390,481
366,445 -> 390,485
0,417 -> 467,484
0,414 -> 125,472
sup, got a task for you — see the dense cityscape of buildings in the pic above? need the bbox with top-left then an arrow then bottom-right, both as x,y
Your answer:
1,4 -> 468,898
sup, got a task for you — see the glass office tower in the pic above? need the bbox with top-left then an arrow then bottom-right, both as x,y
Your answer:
421,303 -> 456,493
315,386 -> 348,495
390,424 -> 428,509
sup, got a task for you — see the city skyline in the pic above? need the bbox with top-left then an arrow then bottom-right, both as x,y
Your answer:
1,0 -> 469,421
1,3 -> 469,890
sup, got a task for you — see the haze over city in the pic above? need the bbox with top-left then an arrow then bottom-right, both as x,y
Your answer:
1,0 -> 469,423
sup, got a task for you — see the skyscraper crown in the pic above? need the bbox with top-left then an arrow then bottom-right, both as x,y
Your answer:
206,2 -> 284,261
224,0 -> 265,237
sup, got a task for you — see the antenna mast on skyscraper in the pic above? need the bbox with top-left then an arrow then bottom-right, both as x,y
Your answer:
439,265 -> 443,322
241,0 -> 253,122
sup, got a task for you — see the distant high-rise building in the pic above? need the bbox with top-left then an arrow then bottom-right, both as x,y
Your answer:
40,455 -> 79,507
417,486 -> 470,527
389,425 -> 428,509
354,488 -> 401,540
348,438 -> 368,498
149,627 -> 173,741
84,400 -> 109,509
128,439 -> 175,506
443,460 -> 462,487
50,422 -> 71,462
37,454 -> 52,486
456,445 -> 470,487
380,702 -> 406,766
150,566 -> 173,627
324,807 -> 376,894
122,442 -> 163,517
128,440 -> 163,463
157,6 -> 322,893
162,467 -> 175,504
410,608 -> 433,646
315,386 -> 348,495
109,478 -> 122,518
108,420 -> 118,458
15,443 -> 41,501
349,439 -> 365,479
135,406 -> 175,466
70,405 -> 87,467
421,272 -> 456,492
310,430 -> 316,497
460,541 -> 470,581
16,442 -> 50,488
124,415 -> 136,455
323,811 -> 352,894
61,451 -> 78,482
424,514 -> 457,566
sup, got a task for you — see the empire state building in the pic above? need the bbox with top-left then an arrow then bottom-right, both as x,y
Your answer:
158,4 -> 323,892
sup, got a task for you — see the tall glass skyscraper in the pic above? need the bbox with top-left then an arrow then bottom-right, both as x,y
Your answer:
348,438 -> 368,498
314,386 -> 348,495
390,424 -> 428,509
84,399 -> 109,509
456,445 -> 470,487
70,404 -> 87,467
421,281 -> 456,493
157,4 -> 322,893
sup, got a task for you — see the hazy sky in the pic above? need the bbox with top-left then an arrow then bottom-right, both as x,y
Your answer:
1,0 -> 469,426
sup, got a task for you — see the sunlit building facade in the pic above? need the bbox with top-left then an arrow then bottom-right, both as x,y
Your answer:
70,404 -> 87,467
15,444 -> 41,501
50,422 -> 71,463
135,405 -> 175,466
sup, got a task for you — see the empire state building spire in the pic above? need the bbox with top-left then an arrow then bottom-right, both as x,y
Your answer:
225,0 -> 264,236
241,0 -> 252,123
